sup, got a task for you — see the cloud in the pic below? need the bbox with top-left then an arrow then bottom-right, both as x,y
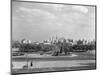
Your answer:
13,2 -> 95,41
72,6 -> 88,14
44,4 -> 64,11
44,4 -> 64,8
19,7 -> 56,19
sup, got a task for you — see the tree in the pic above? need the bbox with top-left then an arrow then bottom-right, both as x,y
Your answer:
12,40 -> 21,48
52,44 -> 60,56
76,40 -> 83,45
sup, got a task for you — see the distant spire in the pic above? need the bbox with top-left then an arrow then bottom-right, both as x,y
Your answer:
56,35 -> 58,40
51,36 -> 54,43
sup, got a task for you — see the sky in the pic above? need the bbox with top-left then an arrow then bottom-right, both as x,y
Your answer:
12,1 -> 95,42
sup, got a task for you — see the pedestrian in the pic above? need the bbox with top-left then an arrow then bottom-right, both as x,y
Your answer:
30,61 -> 33,67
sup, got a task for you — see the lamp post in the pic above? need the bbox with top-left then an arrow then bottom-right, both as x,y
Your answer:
26,51 -> 28,69
26,43 -> 29,69
22,39 -> 32,69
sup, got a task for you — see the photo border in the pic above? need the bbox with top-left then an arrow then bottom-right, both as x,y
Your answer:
11,0 -> 97,74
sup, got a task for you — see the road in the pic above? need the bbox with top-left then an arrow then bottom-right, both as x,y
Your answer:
11,53 -> 96,74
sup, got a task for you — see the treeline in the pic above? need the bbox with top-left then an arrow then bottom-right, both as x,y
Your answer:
12,39 -> 96,53
72,44 -> 95,52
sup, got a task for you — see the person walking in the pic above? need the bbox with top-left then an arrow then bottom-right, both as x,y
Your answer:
30,61 -> 33,69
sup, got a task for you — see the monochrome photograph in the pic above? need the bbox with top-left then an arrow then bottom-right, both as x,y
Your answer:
11,0 -> 96,74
